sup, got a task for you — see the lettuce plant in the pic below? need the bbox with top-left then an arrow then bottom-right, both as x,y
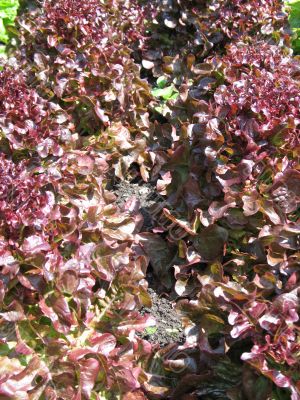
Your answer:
0,0 -> 19,54
16,0 -> 154,179
285,0 -> 300,52
144,37 -> 300,400
0,154 -> 155,398
0,66 -> 75,157
142,0 -> 289,81
0,62 -> 155,398
17,0 -> 151,132
0,0 -> 299,399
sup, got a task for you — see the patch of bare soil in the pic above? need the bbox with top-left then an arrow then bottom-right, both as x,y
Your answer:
114,180 -> 184,347
114,179 -> 158,231
141,288 -> 185,347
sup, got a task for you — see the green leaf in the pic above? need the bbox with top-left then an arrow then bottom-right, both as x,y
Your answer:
0,43 -> 6,57
151,84 -> 179,100
0,18 -> 8,43
145,326 -> 157,335
157,76 -> 168,88
271,387 -> 294,400
154,104 -> 172,116
0,0 -> 19,45
0,343 -> 10,356
285,0 -> 300,52
169,92 -> 179,100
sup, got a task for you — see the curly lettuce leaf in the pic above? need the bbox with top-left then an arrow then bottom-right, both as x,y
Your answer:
285,0 -> 300,52
0,0 -> 19,44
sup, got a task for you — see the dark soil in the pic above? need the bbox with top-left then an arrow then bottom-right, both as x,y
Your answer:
141,288 -> 185,347
114,180 -> 184,347
114,180 -> 159,231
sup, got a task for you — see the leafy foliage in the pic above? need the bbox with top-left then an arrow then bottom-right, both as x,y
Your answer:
0,0 -> 299,399
142,10 -> 300,400
0,0 -> 19,49
16,0 -> 154,179
0,20 -> 155,400
0,66 -> 75,156
142,0 -> 289,81
285,0 -> 300,52
0,105 -> 154,399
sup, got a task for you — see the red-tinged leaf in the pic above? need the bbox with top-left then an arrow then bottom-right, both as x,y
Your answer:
0,281 -> 5,304
0,311 -> 25,322
21,235 -> 51,254
241,352 -> 291,388
57,270 -> 79,294
116,313 -> 156,334
68,349 -> 93,362
15,341 -> 33,355
112,365 -> 141,391
52,294 -> 76,326
39,298 -> 71,334
242,193 -> 260,216
102,218 -> 136,240
261,200 -> 283,225
75,155 -> 95,175
123,390 -> 148,400
47,35 -> 57,47
193,225 -> 228,262
94,105 -> 109,125
17,274 -> 46,293
88,333 -> 116,355
0,356 -> 48,398
162,208 -> 197,235
208,201 -> 235,220
79,358 -> 100,399
138,233 -> 177,288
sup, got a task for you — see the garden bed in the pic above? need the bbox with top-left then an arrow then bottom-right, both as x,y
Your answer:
0,1 -> 299,399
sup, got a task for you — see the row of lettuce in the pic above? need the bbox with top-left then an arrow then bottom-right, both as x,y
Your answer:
0,0 -> 299,399
0,1 -> 156,399
141,1 -> 300,399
